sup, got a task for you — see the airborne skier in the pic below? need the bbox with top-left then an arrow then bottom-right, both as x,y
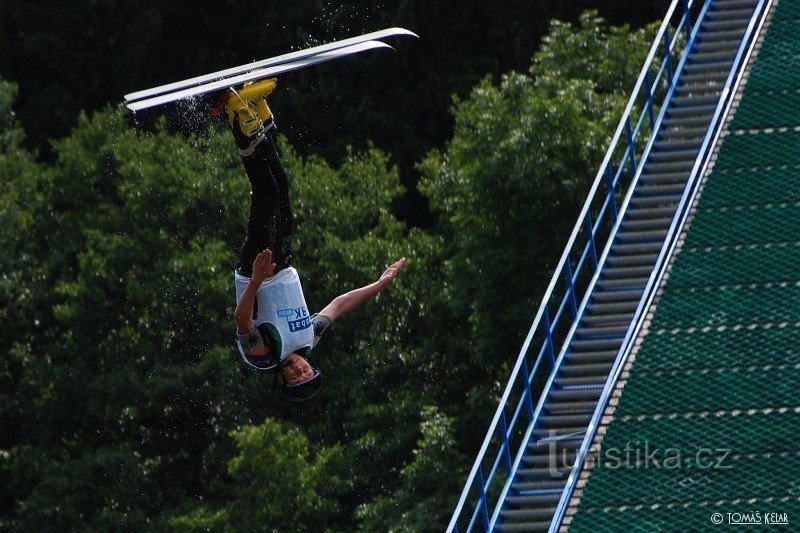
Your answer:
223,79 -> 406,401
124,29 -> 415,401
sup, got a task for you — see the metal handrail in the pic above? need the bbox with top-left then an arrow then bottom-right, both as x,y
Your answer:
550,0 -> 770,530
447,1 -> 701,531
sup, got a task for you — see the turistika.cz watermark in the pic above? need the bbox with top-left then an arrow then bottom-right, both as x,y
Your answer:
710,511 -> 789,526
539,436 -> 734,474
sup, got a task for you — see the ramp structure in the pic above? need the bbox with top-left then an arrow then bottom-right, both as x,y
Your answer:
564,0 -> 800,528
448,0 -> 775,531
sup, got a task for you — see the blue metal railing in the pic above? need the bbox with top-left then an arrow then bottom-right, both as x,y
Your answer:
447,1 -> 704,531
551,0 -> 769,530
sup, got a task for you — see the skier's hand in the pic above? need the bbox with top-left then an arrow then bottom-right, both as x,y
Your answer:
377,257 -> 406,288
252,249 -> 276,282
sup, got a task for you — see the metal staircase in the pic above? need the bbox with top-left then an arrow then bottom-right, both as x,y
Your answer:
448,0 -> 769,531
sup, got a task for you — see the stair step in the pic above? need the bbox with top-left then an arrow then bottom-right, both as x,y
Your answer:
556,370 -> 622,386
706,7 -> 755,21
697,28 -> 748,43
528,435 -> 584,451
657,125 -> 709,139
666,103 -> 717,118
505,493 -> 562,506
625,206 -> 676,219
621,216 -> 673,232
495,521 -> 552,532
668,93 -> 720,109
564,351 -> 618,367
576,313 -> 633,330
602,263 -> 653,278
639,171 -> 688,186
711,0 -> 758,11
596,277 -> 649,291
515,466 -> 571,480
579,312 -> 632,326
570,338 -> 624,352
574,323 -> 630,337
590,288 -> 644,303
645,159 -> 696,173
686,49 -> 737,65
606,251 -> 659,267
500,507 -> 559,521
544,399 -> 600,414
533,425 -> 588,438
617,228 -> 669,243
554,375 -> 608,388
636,183 -> 686,198
683,60 -> 734,75
585,299 -> 639,315
522,456 -> 577,474
538,413 -> 593,428
661,115 -> 715,130
701,18 -> 750,33
692,38 -> 744,55
651,137 -> 703,151
613,239 -> 665,255
679,70 -> 730,86
674,81 -> 723,97
600,262 -> 658,274
647,147 -> 700,162
549,387 -> 602,401
629,194 -> 682,208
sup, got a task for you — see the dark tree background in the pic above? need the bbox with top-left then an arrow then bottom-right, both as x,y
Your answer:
1,0 -> 666,223
1,1 -> 667,530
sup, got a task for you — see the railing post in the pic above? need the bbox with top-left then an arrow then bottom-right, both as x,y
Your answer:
625,117 -> 637,178
584,214 -> 599,270
644,71 -> 656,130
543,307 -> 556,367
499,412 -> 513,474
663,28 -> 674,81
564,261 -> 578,319
683,0 -> 692,34
605,164 -> 618,223
520,357 -> 536,422
476,467 -> 491,531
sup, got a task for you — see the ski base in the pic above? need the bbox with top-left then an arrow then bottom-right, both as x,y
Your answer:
125,28 -> 417,112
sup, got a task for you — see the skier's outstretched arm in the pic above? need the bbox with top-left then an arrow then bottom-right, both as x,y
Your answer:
319,257 -> 406,321
234,249 -> 276,332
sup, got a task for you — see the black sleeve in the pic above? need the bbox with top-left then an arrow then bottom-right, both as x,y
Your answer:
311,313 -> 334,347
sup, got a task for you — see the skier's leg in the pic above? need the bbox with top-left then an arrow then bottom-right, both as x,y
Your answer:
222,78 -> 291,276
262,130 -> 294,259
237,152 -> 282,278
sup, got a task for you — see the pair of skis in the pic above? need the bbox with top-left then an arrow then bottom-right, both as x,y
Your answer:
124,28 -> 417,112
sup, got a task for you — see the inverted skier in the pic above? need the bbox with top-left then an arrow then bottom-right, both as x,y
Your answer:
221,78 -> 406,401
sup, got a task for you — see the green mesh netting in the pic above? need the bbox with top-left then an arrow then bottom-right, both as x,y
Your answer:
569,0 -> 800,530
694,166 -> 800,208
636,324 -> 800,371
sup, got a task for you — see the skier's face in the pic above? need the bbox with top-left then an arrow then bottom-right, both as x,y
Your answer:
281,354 -> 315,385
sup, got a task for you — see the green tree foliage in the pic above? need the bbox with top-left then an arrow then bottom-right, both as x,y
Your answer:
1,12 -> 656,531
193,418 -> 338,531
357,406 -> 466,532
420,12 -> 655,371
0,0 -> 664,217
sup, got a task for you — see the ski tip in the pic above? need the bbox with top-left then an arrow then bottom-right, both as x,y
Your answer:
386,27 -> 420,39
367,41 -> 395,52
126,99 -> 153,113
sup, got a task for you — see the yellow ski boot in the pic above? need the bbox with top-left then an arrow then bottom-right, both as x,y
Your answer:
223,77 -> 277,154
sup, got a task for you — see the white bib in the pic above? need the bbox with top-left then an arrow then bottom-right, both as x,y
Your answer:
234,267 -> 315,360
